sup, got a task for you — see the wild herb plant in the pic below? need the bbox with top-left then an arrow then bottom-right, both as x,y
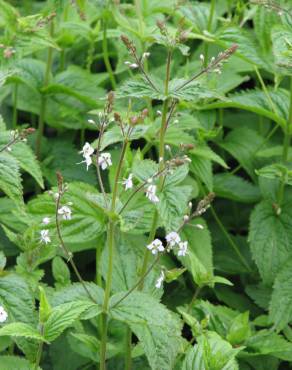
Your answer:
0,1 -> 292,370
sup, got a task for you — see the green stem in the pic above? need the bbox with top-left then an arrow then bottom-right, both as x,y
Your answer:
278,76 -> 292,205
100,135 -> 129,369
34,326 -> 44,370
12,84 -> 18,129
203,0 -> 216,67
102,17 -> 116,90
125,327 -> 132,370
187,287 -> 201,313
35,21 -> 54,159
254,66 -> 277,114
138,50 -> 172,289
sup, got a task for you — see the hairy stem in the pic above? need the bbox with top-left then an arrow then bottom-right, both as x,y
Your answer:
100,132 -> 129,369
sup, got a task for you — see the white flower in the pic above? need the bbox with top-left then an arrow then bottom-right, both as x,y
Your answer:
40,229 -> 51,244
178,241 -> 188,257
155,271 -> 165,289
146,184 -> 159,203
166,232 -> 181,247
58,206 -> 72,220
195,224 -> 204,230
0,306 -> 8,323
79,142 -> 94,170
42,217 -> 51,225
80,142 -> 94,158
122,173 -> 133,190
146,239 -> 164,255
98,152 -> 112,170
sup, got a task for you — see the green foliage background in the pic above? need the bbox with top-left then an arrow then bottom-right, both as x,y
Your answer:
0,0 -> 292,369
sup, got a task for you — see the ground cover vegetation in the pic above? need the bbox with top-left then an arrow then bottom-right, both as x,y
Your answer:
0,0 -> 292,369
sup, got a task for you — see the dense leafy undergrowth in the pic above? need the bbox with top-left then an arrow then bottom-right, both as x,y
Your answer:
0,0 -> 292,369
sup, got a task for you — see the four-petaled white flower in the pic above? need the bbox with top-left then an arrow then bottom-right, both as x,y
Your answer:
40,229 -> 51,244
80,142 -> 94,158
122,173 -> 133,190
166,231 -> 181,248
147,239 -> 164,255
0,306 -> 8,323
98,152 -> 112,170
79,142 -> 94,170
178,241 -> 188,257
42,217 -> 51,225
145,184 -> 159,203
58,206 -> 72,220
155,271 -> 165,289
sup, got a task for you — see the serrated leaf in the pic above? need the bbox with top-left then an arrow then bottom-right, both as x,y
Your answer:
269,257 -> 292,331
246,330 -> 292,361
214,174 -> 261,203
44,301 -> 101,342
219,127 -> 264,180
110,291 -> 183,370
0,355 -> 40,370
182,331 -> 240,370
28,182 -> 106,252
158,185 -> 192,230
180,219 -> 214,287
52,257 -> 71,286
248,200 -> 292,285
0,274 -> 36,325
0,153 -> 23,205
205,88 -> 289,128
0,323 -> 45,342
272,25 -> 292,74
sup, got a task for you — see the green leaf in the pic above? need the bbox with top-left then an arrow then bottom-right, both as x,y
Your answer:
214,174 -> 261,203
0,251 -> 6,270
182,331 -> 240,370
256,163 -> 292,185
110,291 -> 184,370
189,155 -> 213,191
28,182 -> 106,252
269,257 -> 292,331
0,130 -> 43,188
226,312 -> 251,345
0,323 -> 45,342
0,153 -> 23,205
158,185 -> 192,230
52,257 -> 71,286
272,26 -> 292,74
50,282 -> 104,307
219,127 -> 264,180
132,158 -> 158,182
180,219 -> 214,287
0,356 -> 39,370
39,286 -> 52,324
205,88 -> 289,128
0,274 -> 36,325
102,234 -> 160,297
245,330 -> 292,361
248,200 -> 292,285
167,79 -> 222,102
44,301 -> 101,342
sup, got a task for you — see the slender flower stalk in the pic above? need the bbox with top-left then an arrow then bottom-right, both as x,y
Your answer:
55,172 -> 95,303
99,123 -> 132,370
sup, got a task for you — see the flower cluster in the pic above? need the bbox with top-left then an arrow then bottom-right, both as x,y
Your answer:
166,231 -> 188,257
79,142 -> 112,171
0,306 -> 8,323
